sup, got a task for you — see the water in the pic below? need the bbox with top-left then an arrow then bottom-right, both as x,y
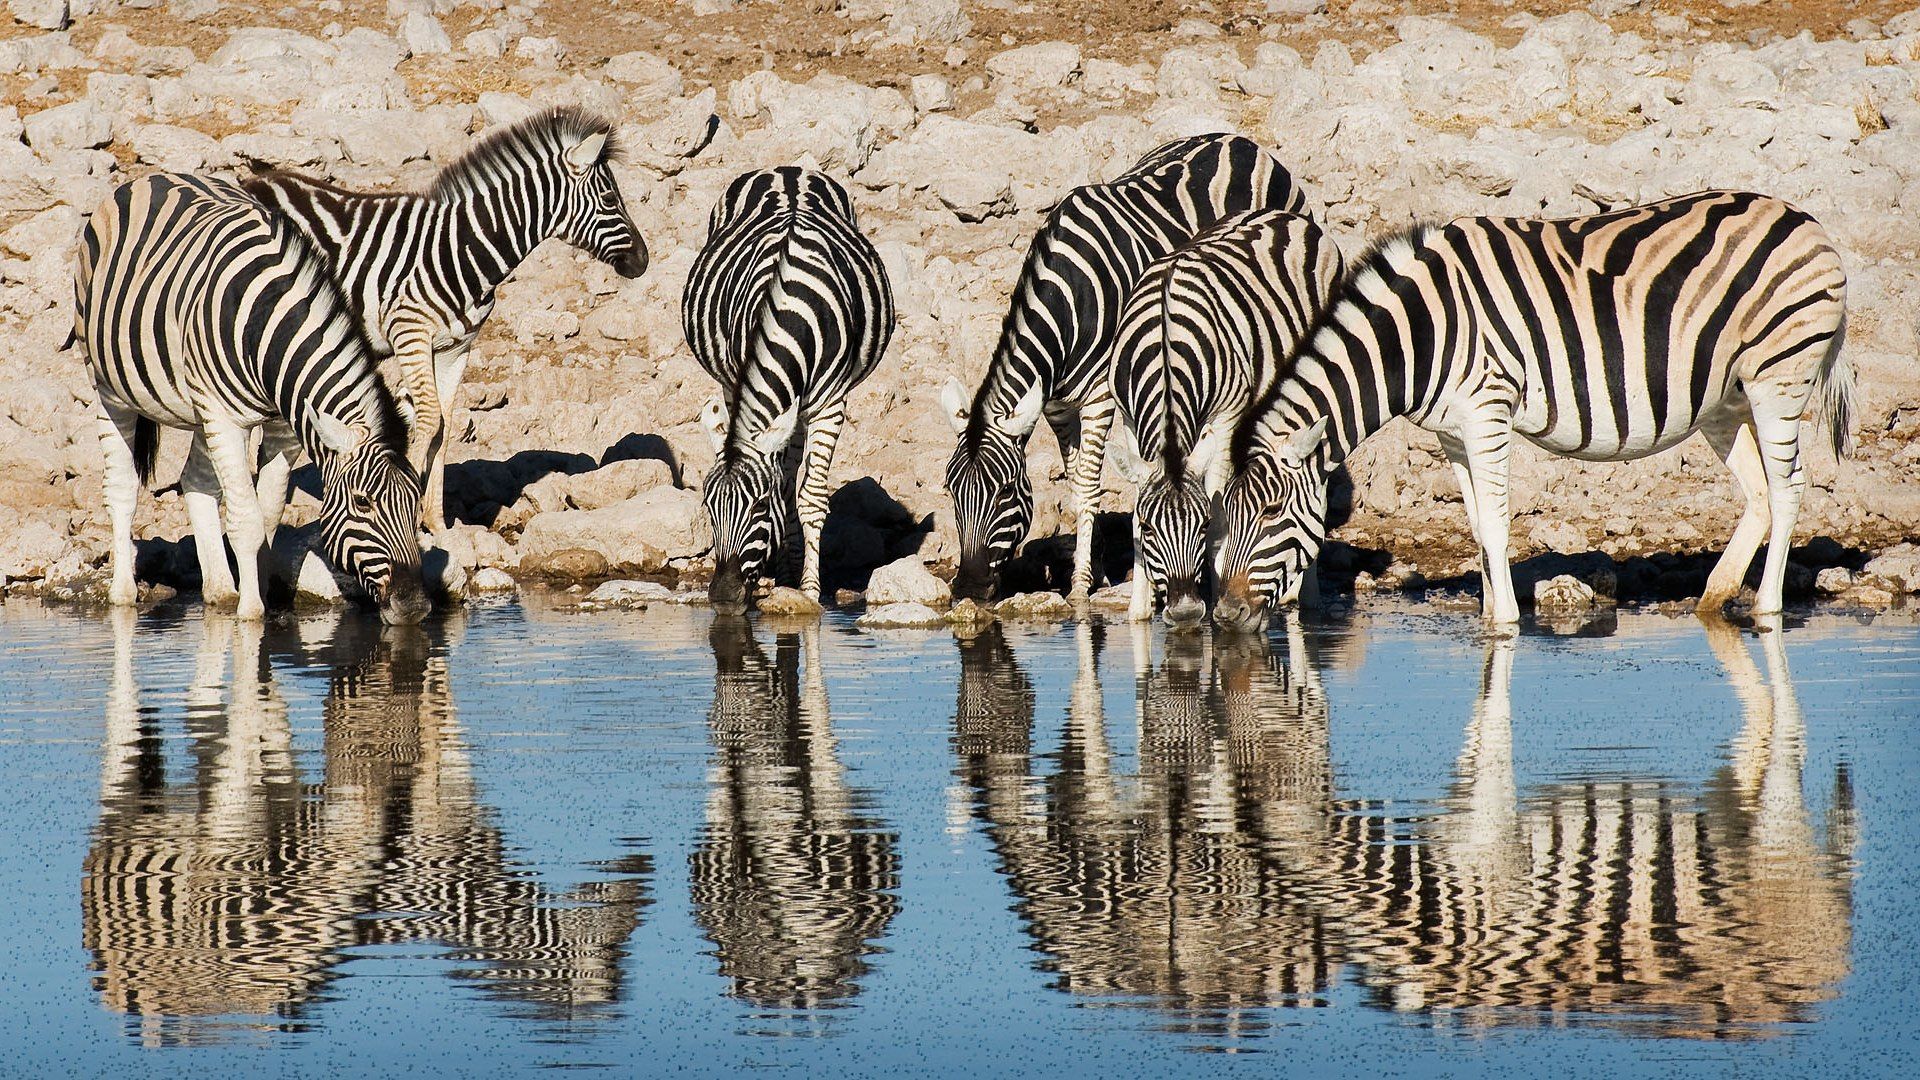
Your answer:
0,597 -> 1915,1077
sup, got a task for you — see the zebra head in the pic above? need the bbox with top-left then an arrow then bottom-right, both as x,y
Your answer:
552,119 -> 648,279
702,398 -> 798,615
1214,417 -> 1329,633
1134,472 -> 1213,630
311,414 -> 429,626
942,377 -> 1043,605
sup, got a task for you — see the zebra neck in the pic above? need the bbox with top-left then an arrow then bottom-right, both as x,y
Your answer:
431,190 -> 550,305
1273,344 -> 1410,469
275,355 -> 392,465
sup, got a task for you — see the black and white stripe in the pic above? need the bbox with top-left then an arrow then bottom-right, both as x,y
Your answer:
1217,190 -> 1851,630
940,133 -> 1307,604
244,107 -> 647,532
1108,209 -> 1342,627
75,172 -> 427,623
684,167 -> 895,612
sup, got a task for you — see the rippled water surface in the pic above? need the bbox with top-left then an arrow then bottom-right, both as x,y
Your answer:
1,597 -> 1916,1076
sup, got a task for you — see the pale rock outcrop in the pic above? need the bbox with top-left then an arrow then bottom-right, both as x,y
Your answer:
864,556 -> 951,607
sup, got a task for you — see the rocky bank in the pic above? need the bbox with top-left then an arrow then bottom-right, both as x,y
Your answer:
3,0 -> 1919,612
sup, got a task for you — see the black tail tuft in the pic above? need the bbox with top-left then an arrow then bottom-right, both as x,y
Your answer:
133,417 -> 158,485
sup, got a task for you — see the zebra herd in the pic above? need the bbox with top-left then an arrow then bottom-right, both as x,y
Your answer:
72,108 -> 1855,631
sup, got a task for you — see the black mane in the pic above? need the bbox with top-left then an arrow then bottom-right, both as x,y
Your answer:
427,106 -> 620,200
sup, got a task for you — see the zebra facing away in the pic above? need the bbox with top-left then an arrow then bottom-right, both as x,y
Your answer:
244,107 -> 648,533
1107,208 -> 1343,628
940,133 -> 1306,605
1214,190 -> 1852,632
76,173 -> 428,624
684,167 -> 895,613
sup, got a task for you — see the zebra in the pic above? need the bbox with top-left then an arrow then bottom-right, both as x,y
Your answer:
684,167 -> 894,613
1107,208 -> 1343,628
244,106 -> 648,533
939,133 -> 1306,605
1215,190 -> 1851,631
75,172 -> 428,624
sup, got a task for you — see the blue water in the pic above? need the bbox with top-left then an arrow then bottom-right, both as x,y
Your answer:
0,597 -> 1915,1077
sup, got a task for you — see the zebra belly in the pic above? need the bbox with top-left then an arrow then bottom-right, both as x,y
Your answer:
1518,420 -> 1701,463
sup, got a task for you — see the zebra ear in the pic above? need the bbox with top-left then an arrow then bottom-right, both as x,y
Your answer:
752,403 -> 800,456
1189,426 -> 1223,478
564,131 -> 609,173
999,382 -> 1046,438
701,398 -> 729,455
310,411 -> 364,456
1109,424 -> 1151,485
1276,417 -> 1330,468
939,377 -> 970,434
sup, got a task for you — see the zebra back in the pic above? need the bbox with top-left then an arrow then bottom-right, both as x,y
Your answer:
1111,208 -> 1342,483
682,166 -> 895,446
963,133 -> 1307,438
77,173 -> 401,464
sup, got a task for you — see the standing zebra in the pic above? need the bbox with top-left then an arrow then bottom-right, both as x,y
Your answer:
1108,209 -> 1343,627
1215,191 -> 1851,631
76,173 -> 428,624
940,133 -> 1306,605
244,107 -> 648,533
684,167 -> 894,613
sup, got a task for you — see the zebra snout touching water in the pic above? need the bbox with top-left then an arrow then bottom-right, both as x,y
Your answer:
940,133 -> 1308,606
1108,208 -> 1344,630
244,107 -> 648,535
75,174 -> 428,625
685,167 -> 895,613
1216,190 -> 1852,632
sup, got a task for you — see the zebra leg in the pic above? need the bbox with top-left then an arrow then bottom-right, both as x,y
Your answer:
795,406 -> 845,602
1698,417 -> 1772,616
201,417 -> 268,620
254,422 -> 300,538
182,431 -> 239,609
1128,517 -> 1154,623
426,344 -> 471,535
1748,396 -> 1810,618
96,407 -> 142,607
1068,393 -> 1116,601
1439,436 -> 1493,612
1460,424 -> 1520,627
393,335 -> 444,533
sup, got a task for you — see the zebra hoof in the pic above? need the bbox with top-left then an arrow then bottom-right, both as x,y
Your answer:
202,585 -> 240,611
234,598 -> 266,621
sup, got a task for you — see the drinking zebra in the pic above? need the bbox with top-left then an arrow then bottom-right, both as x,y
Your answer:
940,133 -> 1306,605
75,173 -> 428,624
1215,190 -> 1851,631
244,107 -> 648,533
1107,209 -> 1343,627
684,167 -> 894,613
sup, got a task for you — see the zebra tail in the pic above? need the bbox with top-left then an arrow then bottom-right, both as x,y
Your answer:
1815,310 -> 1854,460
133,416 -> 158,485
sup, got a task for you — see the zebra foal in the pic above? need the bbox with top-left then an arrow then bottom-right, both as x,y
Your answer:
941,133 -> 1306,605
1108,209 -> 1342,627
75,173 -> 428,624
1215,190 -> 1852,631
683,167 -> 895,613
244,107 -> 648,533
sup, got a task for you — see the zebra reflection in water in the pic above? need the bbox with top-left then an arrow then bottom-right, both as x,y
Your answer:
953,621 -> 1854,1040
691,621 -> 901,1009
81,612 -> 649,1043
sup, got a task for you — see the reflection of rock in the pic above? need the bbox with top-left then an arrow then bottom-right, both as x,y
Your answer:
690,623 -> 900,1008
81,611 -> 651,1034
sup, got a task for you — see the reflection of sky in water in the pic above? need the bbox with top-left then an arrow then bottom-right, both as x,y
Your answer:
0,598 -> 1913,1075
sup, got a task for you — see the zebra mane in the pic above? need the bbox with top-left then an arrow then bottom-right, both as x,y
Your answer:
428,106 -> 621,201
1228,221 -> 1441,470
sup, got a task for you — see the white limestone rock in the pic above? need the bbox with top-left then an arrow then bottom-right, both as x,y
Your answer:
858,602 -> 948,629
864,556 -> 951,607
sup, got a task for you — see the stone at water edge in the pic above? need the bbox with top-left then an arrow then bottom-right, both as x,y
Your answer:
470,568 -> 518,593
858,602 -> 948,629
995,591 -> 1074,620
864,555 -> 951,607
759,587 -> 824,617
944,597 -> 995,627
1533,574 -> 1596,611
1085,583 -> 1133,610
583,579 -> 673,608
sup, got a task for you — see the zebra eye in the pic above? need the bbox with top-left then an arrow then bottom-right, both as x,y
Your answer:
351,491 -> 374,515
